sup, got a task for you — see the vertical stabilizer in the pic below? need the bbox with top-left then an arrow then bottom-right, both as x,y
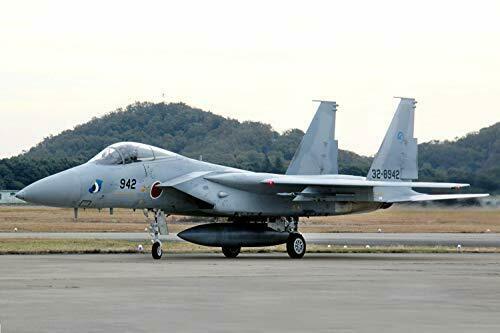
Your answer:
286,101 -> 338,175
367,97 -> 418,181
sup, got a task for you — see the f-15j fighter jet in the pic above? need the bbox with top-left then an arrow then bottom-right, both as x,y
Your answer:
16,98 -> 488,259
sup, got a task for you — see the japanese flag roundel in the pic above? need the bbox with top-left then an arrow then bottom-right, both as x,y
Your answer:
150,181 -> 163,199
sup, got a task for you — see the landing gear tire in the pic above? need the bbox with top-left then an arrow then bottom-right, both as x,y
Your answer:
222,246 -> 241,258
287,233 -> 306,259
152,241 -> 162,260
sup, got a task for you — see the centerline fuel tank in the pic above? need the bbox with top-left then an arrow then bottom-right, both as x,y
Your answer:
177,223 -> 290,247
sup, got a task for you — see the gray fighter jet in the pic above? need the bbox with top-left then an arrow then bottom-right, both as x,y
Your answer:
16,98 -> 488,259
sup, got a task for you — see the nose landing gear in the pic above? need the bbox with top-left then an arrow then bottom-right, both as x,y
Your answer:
146,209 -> 168,260
152,241 -> 163,259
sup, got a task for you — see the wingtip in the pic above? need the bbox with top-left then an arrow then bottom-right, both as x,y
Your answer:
312,99 -> 337,103
393,96 -> 416,101
312,99 -> 338,108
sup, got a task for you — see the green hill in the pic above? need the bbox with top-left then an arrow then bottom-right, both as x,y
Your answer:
0,102 -> 497,193
418,122 -> 500,193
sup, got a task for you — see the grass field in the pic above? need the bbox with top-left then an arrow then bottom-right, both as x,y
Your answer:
0,205 -> 498,233
0,205 -> 498,254
1,238 -> 499,255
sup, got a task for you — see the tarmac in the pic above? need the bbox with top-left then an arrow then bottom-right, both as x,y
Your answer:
1,232 -> 499,247
1,253 -> 500,332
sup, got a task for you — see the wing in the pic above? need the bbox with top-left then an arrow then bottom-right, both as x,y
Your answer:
204,172 -> 488,203
262,175 -> 470,189
266,175 -> 489,202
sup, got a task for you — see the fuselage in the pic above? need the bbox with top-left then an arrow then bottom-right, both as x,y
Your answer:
16,142 -> 382,218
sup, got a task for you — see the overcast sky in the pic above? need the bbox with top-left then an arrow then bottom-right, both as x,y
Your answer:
1,0 -> 499,158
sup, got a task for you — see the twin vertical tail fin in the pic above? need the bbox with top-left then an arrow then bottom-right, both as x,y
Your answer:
287,98 -> 417,179
367,97 -> 418,181
286,101 -> 339,175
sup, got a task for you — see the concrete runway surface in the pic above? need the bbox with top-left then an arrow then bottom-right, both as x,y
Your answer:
1,253 -> 500,332
1,232 -> 499,247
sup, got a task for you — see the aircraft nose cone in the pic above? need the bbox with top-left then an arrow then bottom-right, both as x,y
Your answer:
17,170 -> 81,207
14,190 -> 25,200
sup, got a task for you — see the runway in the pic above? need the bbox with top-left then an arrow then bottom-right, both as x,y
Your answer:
1,231 -> 499,247
1,253 -> 500,332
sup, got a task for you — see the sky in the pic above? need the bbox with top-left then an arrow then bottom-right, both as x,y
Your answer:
1,0 -> 499,158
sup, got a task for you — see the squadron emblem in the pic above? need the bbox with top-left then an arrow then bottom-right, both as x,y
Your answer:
88,179 -> 103,193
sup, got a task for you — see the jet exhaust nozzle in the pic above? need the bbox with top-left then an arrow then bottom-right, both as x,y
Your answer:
177,223 -> 289,247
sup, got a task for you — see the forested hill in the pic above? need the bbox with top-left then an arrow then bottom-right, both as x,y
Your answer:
0,102 -> 371,189
0,102 -> 498,193
418,122 -> 499,193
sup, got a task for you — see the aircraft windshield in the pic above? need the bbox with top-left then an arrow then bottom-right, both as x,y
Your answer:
89,142 -> 176,165
90,147 -> 123,165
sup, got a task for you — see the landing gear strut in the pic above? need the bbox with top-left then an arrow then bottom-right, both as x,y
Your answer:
286,233 -> 306,259
222,246 -> 241,258
147,209 -> 168,260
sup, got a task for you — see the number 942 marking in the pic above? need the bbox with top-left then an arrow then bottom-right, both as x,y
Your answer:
371,169 -> 400,180
120,178 -> 136,189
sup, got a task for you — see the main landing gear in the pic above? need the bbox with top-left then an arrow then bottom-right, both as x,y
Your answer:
222,246 -> 241,258
275,217 -> 306,259
286,233 -> 306,259
217,217 -> 306,259
219,234 -> 306,259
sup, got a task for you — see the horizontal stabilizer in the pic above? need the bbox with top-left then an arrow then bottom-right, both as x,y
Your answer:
393,193 -> 489,203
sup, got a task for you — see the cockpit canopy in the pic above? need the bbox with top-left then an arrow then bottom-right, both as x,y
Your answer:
89,142 -> 176,165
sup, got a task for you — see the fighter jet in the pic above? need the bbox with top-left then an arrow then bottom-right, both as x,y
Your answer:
16,98 -> 488,259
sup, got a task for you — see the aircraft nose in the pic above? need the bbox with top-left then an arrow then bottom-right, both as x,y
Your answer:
14,190 -> 25,200
16,169 -> 81,207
